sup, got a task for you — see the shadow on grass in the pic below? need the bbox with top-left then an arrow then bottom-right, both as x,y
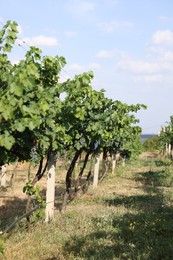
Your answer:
64,206 -> 173,259
104,194 -> 163,211
0,196 -> 27,231
63,164 -> 173,259
135,169 -> 173,188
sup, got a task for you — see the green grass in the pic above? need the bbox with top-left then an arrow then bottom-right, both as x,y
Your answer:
137,168 -> 173,187
1,155 -> 173,259
64,208 -> 173,259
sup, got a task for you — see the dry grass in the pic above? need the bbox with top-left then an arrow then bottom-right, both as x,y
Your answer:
0,160 -> 67,229
1,153 -> 173,259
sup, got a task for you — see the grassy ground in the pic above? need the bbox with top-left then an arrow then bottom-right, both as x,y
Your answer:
1,153 -> 173,259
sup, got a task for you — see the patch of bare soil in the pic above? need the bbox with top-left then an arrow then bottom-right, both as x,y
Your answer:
0,161 -> 68,231
139,151 -> 161,159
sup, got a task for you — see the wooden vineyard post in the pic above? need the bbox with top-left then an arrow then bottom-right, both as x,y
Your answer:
1,165 -> 7,188
171,145 -> 173,159
168,143 -> 171,158
111,153 -> 116,174
122,157 -> 126,167
45,154 -> 56,222
93,154 -> 100,188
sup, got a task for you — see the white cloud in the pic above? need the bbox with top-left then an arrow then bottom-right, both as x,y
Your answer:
59,74 -> 69,83
88,63 -> 101,69
66,62 -> 101,75
152,29 -> 173,45
77,1 -> 96,12
163,51 -> 173,61
64,31 -> 77,37
95,29 -> 173,85
67,63 -> 84,72
149,45 -> 166,54
116,60 -> 161,74
21,35 -> 59,47
96,50 -> 114,58
132,74 -> 166,83
148,46 -> 173,61
108,27 -> 173,85
116,59 -> 173,74
11,59 -> 20,65
60,63 -> 100,83
159,15 -> 170,22
99,20 -> 134,33
96,49 -> 128,59
66,0 -> 96,17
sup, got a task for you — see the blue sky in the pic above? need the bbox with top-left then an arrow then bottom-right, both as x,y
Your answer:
1,0 -> 173,134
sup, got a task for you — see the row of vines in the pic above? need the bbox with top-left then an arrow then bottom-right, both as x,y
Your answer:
0,21 -> 146,228
159,116 -> 173,158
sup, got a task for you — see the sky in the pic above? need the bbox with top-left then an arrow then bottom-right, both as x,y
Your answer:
1,0 -> 173,134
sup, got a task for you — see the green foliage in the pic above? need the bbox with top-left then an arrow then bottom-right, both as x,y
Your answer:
0,237 -> 4,255
62,75 -> 146,160
0,20 -> 69,165
0,20 -> 147,169
0,20 -> 18,52
159,115 -> 173,154
29,207 -> 45,224
23,181 -> 45,205
143,135 -> 160,151
121,135 -> 143,159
